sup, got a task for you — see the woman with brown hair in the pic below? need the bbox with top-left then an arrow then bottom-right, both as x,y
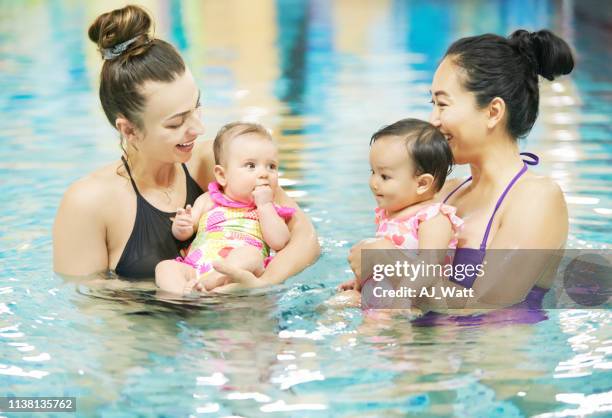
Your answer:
53,5 -> 319,288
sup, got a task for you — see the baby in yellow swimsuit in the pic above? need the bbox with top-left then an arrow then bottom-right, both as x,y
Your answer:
155,122 -> 295,294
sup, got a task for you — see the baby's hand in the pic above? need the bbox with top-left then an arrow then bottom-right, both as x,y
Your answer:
252,185 -> 274,207
172,205 -> 195,239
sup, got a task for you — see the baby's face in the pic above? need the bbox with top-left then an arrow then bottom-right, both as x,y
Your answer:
220,133 -> 279,203
369,136 -> 420,213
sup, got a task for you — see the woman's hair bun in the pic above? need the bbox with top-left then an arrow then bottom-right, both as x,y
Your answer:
509,29 -> 574,81
88,5 -> 153,59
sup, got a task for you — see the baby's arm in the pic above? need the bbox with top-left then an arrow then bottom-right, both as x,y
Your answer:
171,193 -> 213,241
345,216 -> 452,292
417,214 -> 454,264
253,186 -> 290,251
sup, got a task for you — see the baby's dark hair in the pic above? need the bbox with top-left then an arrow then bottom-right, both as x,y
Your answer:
370,118 -> 453,191
213,122 -> 273,165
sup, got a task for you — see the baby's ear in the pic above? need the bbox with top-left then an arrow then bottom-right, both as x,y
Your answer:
214,165 -> 227,186
416,173 -> 435,195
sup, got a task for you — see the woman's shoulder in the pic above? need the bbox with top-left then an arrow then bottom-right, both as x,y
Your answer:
500,173 -> 567,229
511,174 -> 565,206
434,177 -> 465,202
187,139 -> 215,187
60,162 -> 126,213
493,174 -> 568,249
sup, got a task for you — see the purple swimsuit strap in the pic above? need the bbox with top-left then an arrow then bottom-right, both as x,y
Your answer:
442,177 -> 472,204
442,152 -> 539,250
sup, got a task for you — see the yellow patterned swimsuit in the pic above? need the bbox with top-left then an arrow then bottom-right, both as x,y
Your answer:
176,182 -> 295,276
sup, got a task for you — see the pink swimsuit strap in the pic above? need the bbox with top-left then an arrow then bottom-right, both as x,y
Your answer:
208,181 -> 254,208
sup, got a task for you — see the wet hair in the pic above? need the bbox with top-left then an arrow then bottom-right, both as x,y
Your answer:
88,5 -> 186,134
213,122 -> 274,165
370,118 -> 453,191
445,29 -> 574,139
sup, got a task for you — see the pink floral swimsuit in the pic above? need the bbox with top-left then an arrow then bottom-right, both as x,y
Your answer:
176,182 -> 295,276
375,203 -> 464,249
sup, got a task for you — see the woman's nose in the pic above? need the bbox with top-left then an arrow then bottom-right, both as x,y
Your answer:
187,112 -> 205,136
429,107 -> 441,127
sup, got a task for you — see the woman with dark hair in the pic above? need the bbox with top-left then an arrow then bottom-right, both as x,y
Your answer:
53,5 -> 319,287
349,29 -> 574,310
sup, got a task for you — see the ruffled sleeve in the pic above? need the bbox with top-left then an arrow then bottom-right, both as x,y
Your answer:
374,207 -> 386,226
411,203 -> 464,248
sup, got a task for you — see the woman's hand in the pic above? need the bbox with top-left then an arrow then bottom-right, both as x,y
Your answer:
348,238 -> 386,282
348,238 -> 397,289
337,277 -> 357,291
347,239 -> 369,281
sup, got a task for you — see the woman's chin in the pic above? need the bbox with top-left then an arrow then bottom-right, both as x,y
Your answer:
451,154 -> 468,165
173,149 -> 193,163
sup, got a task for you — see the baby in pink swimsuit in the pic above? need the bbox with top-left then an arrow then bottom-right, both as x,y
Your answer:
155,122 -> 294,295
336,118 -> 463,306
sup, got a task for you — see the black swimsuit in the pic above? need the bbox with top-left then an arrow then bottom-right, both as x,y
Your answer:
114,157 -> 204,279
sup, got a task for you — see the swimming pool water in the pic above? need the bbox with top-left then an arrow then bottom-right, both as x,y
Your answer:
1,0 -> 611,416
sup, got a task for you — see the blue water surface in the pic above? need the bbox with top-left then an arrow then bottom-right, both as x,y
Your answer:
0,0 -> 611,416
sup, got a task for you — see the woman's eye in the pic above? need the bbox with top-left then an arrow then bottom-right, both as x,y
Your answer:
168,120 -> 184,129
430,99 -> 447,108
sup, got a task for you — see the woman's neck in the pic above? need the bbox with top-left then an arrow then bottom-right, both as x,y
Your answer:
468,136 -> 524,188
126,153 -> 179,189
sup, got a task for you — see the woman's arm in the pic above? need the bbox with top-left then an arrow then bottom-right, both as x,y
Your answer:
258,186 -> 320,283
53,178 -> 109,276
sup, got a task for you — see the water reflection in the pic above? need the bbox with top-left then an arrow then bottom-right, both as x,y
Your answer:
0,0 -> 611,416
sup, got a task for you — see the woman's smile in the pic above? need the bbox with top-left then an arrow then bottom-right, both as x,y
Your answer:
175,139 -> 196,152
